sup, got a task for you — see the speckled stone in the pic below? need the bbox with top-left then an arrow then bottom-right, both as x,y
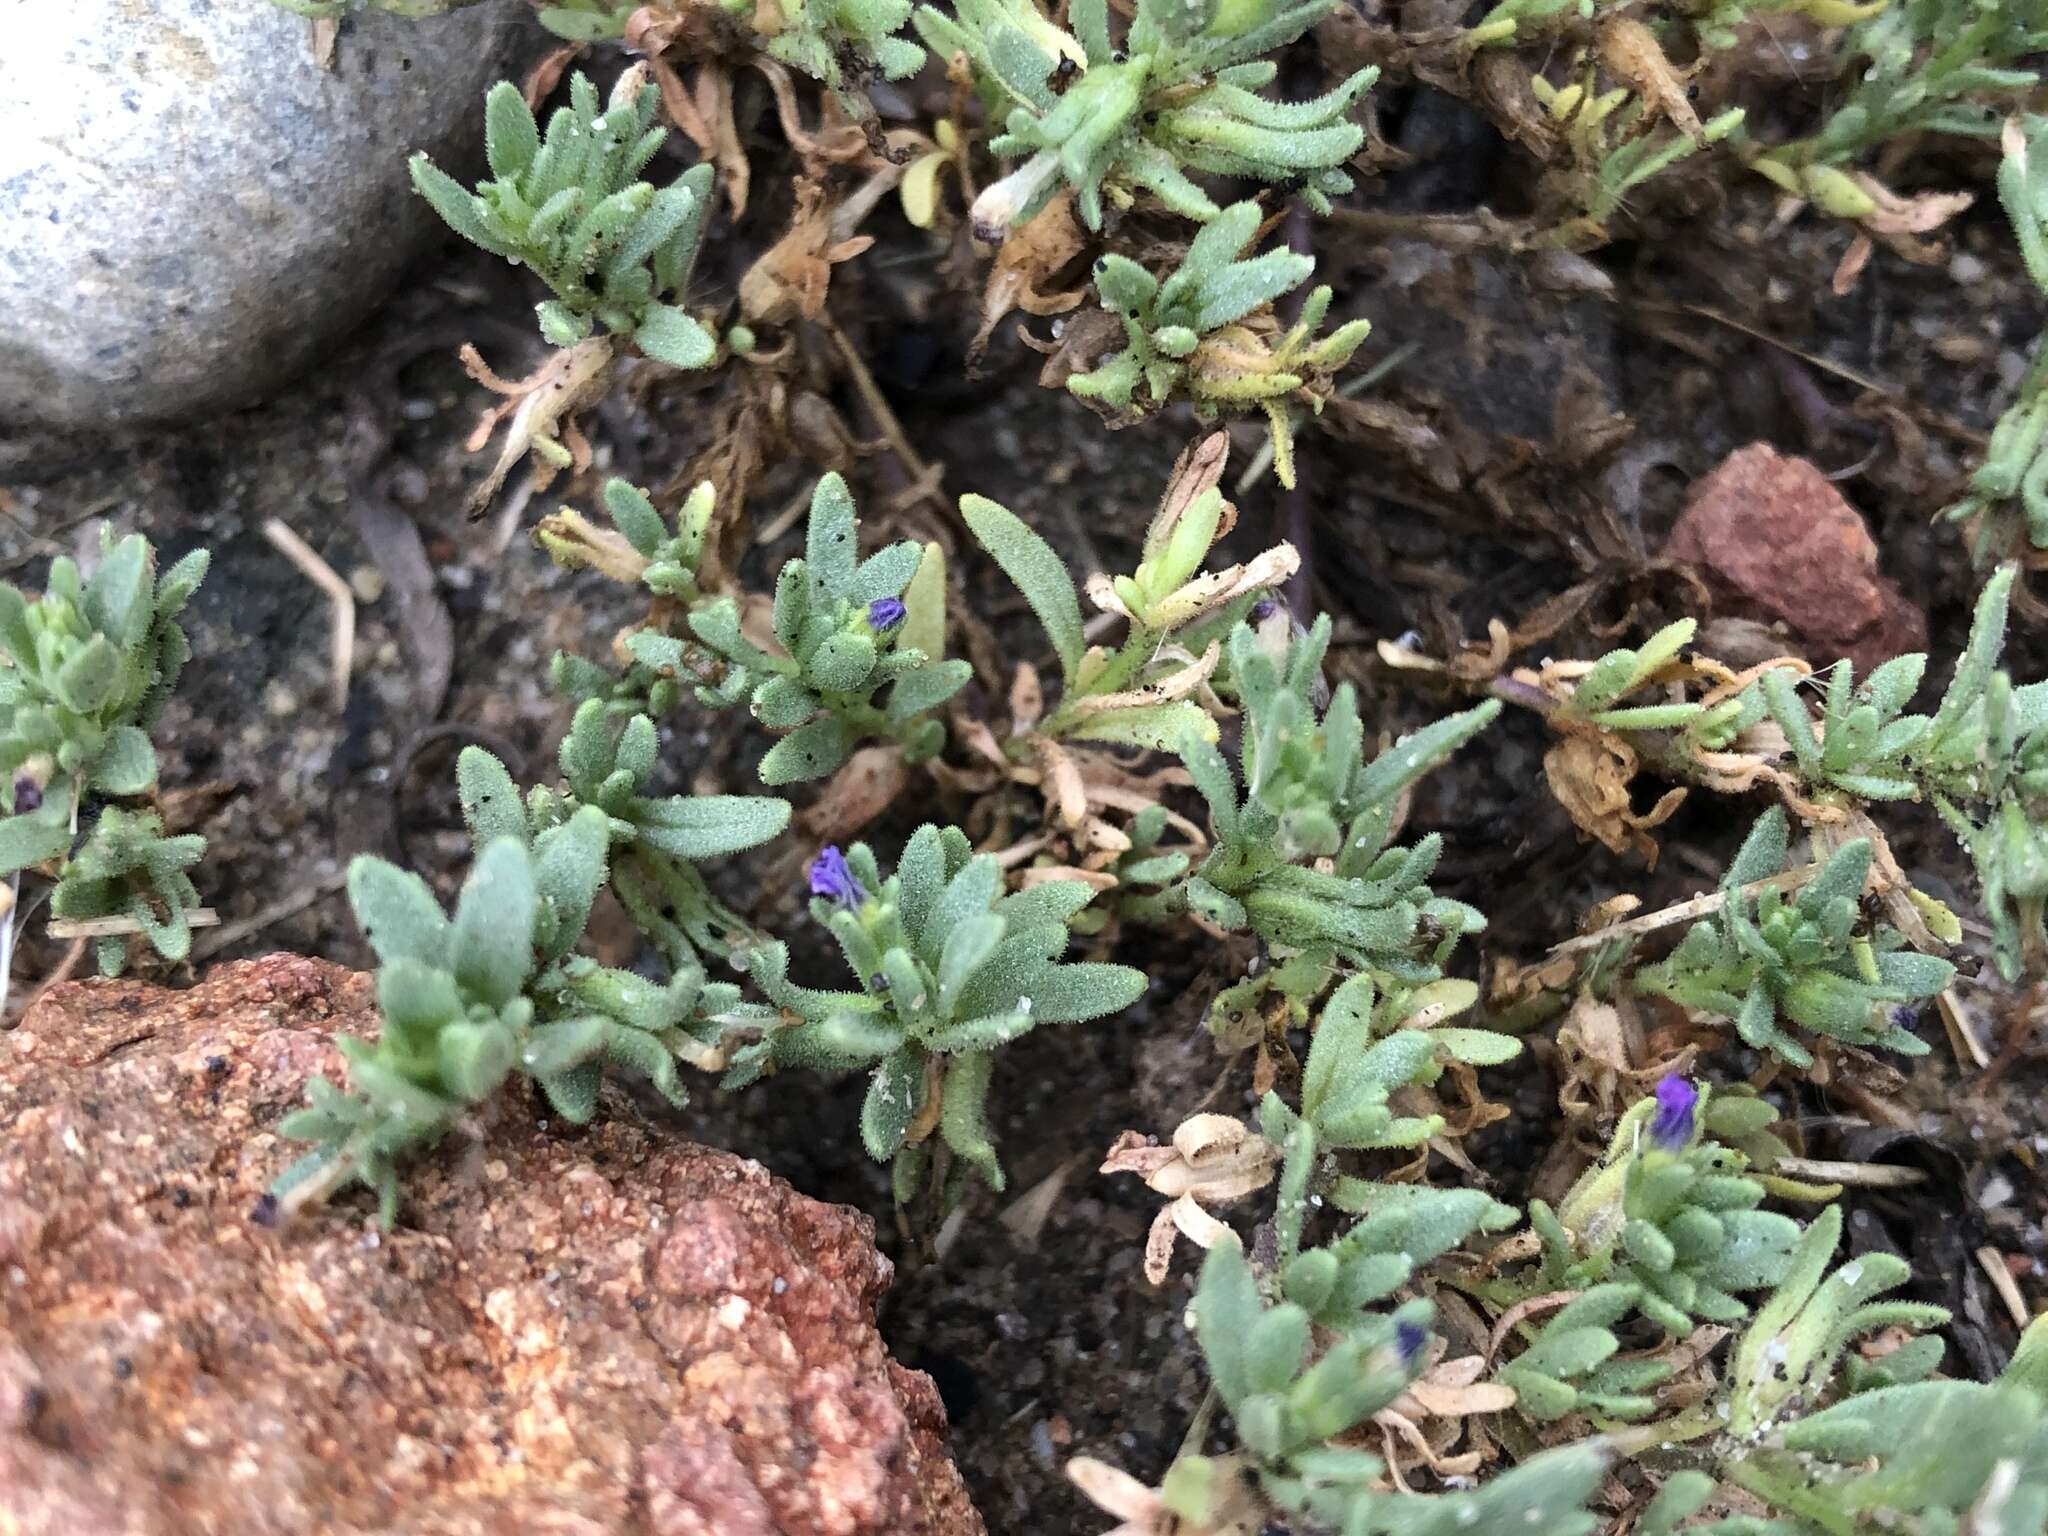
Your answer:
0,1 -> 529,430
0,956 -> 986,1536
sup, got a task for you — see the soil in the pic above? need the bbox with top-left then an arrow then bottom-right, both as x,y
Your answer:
5,46 -> 2048,1535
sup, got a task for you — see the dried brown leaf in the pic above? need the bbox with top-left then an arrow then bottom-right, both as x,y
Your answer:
973,196 -> 1089,364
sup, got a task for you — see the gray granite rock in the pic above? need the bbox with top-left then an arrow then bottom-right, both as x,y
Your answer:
0,1 -> 530,430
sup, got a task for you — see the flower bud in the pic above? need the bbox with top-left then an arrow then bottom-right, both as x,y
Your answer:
807,846 -> 866,907
1648,1074 -> 1697,1150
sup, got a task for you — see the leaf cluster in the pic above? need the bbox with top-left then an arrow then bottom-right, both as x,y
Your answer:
1530,69 -> 1745,247
1552,617 -> 1753,750
747,0 -> 927,102
682,473 -> 969,783
463,700 -> 791,965
1633,808 -> 1955,1065
1724,1202 -> 1951,1439
50,808 -> 206,975
1756,0 -> 2048,178
411,76 -> 717,366
736,826 -> 1146,1201
530,1 -> 639,40
1182,619 -> 1498,978
1067,202 -> 1372,487
961,486 -> 1245,752
279,752 -> 777,1226
539,477 -> 717,607
543,479 -> 722,718
917,0 -> 1374,234
0,529 -> 207,874
1947,119 -> 2048,560
1534,1086 -> 1802,1335
1135,994 -> 1599,1534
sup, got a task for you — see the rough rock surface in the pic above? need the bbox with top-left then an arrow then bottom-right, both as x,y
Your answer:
1662,442 -> 1927,672
0,2 -> 529,430
0,955 -> 984,1536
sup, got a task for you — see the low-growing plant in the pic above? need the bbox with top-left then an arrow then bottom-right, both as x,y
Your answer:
1948,119 -> 2048,562
1749,0 -> 2048,189
461,702 -> 791,964
1523,1076 -> 1804,1334
1086,1061 -> 1970,1534
1483,562 -> 2047,981
274,707 -> 787,1221
962,432 -> 1291,753
49,808 -> 207,977
1632,808 -> 1955,1065
545,473 -> 969,784
528,0 -> 638,38
0,528 -> 208,981
121,7 -> 2048,1526
1181,618 -> 1498,1011
271,822 -> 757,1223
535,0 -> 923,112
1529,67 -> 1745,250
413,75 -> 715,364
728,828 -> 1145,1204
411,73 -> 717,509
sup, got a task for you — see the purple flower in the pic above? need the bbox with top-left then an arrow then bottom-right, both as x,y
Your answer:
1249,598 -> 1278,624
1393,1319 -> 1429,1365
867,597 -> 907,632
807,845 -> 865,907
1649,1074 -> 1698,1150
11,775 -> 40,815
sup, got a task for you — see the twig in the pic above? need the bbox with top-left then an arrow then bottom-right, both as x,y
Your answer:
48,908 -> 219,939
1770,1156 -> 1926,1189
755,481 -> 815,547
1649,303 -> 1897,397
263,519 -> 354,712
1642,302 -> 1989,451
1326,206 -> 1537,249
192,871 -> 348,962
1977,1244 -> 2032,1332
17,937 -> 89,1022
1548,870 -> 1808,958
1939,985 -> 1992,1070
820,313 -> 947,511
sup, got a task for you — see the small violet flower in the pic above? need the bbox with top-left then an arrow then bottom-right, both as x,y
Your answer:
11,775 -> 41,815
1649,1074 -> 1698,1151
808,845 -> 866,907
1249,598 -> 1278,624
867,597 -> 907,632
1393,1319 -> 1429,1366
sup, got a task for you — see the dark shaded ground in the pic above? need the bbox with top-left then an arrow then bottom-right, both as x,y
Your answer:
4,63 -> 2048,1533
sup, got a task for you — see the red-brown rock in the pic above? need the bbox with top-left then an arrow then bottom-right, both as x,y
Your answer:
0,956 -> 985,1536
1662,443 -> 1927,672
